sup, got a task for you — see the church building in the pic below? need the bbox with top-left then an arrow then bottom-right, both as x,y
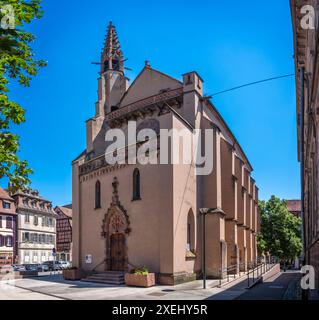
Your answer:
72,22 -> 259,285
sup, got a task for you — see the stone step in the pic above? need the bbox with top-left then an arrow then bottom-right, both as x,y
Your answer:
82,277 -> 125,285
92,272 -> 124,277
82,271 -> 126,285
88,275 -> 124,281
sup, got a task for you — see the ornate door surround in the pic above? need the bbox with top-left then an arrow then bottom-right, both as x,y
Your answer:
101,177 -> 131,271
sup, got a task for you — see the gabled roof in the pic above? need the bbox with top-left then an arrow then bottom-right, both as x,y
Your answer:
55,205 -> 72,218
0,186 -> 13,201
287,199 -> 301,212
119,66 -> 182,107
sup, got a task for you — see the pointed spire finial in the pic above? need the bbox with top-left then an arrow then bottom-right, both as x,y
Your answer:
101,22 -> 124,73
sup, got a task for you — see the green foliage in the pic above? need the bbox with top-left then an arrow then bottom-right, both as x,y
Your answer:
257,196 -> 302,261
130,266 -> 149,275
0,0 -> 46,192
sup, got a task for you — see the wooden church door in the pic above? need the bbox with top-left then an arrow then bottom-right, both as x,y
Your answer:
110,233 -> 126,271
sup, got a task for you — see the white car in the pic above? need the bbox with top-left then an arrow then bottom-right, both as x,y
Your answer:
58,261 -> 71,269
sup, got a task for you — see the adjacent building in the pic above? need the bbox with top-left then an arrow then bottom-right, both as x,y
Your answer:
291,0 -> 319,293
72,23 -> 260,284
11,189 -> 56,264
287,200 -> 302,218
287,199 -> 302,268
0,187 -> 17,265
55,205 -> 72,262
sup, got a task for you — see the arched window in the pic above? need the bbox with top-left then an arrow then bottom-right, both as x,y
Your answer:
95,180 -> 101,209
132,169 -> 141,200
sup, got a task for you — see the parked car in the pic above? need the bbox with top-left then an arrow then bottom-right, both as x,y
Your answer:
37,264 -> 49,272
23,264 -> 38,272
12,264 -> 26,272
42,260 -> 62,271
58,261 -> 72,269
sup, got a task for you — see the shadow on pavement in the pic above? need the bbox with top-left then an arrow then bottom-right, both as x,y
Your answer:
205,271 -> 301,300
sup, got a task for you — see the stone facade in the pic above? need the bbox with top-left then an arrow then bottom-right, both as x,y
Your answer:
11,189 -> 56,264
72,22 -> 259,284
291,0 -> 319,293
287,200 -> 302,218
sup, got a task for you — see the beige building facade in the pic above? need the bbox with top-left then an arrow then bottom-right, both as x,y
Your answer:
0,187 -> 17,265
11,189 -> 56,264
72,23 -> 259,284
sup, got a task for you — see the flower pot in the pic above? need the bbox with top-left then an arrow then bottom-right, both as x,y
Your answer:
125,273 -> 155,287
63,269 -> 84,281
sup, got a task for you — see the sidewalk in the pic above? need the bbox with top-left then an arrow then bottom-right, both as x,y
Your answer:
0,274 -> 246,300
0,268 -> 299,300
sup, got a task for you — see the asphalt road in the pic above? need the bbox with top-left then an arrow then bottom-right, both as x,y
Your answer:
236,271 -> 301,300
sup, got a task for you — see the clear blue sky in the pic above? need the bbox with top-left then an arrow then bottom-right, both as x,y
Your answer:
2,0 -> 300,205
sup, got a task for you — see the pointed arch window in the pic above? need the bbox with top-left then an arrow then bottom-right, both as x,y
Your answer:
95,180 -> 101,209
132,169 -> 141,201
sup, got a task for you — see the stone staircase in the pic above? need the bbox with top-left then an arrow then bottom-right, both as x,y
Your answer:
82,271 -> 125,285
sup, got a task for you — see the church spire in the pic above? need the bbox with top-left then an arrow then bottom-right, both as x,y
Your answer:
101,21 -> 124,73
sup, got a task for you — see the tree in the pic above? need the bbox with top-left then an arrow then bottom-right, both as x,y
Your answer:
0,0 -> 46,192
257,196 -> 302,263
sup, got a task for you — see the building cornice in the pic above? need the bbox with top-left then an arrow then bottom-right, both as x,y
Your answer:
16,207 -> 56,217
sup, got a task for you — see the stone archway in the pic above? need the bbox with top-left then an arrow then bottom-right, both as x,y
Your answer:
101,177 -> 131,271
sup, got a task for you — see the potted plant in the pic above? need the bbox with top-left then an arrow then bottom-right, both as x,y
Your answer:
125,266 -> 155,287
62,267 -> 85,280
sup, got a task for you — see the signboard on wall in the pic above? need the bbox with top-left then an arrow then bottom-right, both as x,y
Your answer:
85,254 -> 92,264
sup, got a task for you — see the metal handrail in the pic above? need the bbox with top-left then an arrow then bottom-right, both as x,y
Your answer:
218,256 -> 278,288
247,257 -> 278,288
218,263 -> 246,286
127,260 -> 139,270
92,258 -> 106,272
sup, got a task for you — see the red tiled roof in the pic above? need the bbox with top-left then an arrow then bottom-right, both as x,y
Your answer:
287,200 -> 301,212
55,206 -> 72,218
0,187 -> 13,201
